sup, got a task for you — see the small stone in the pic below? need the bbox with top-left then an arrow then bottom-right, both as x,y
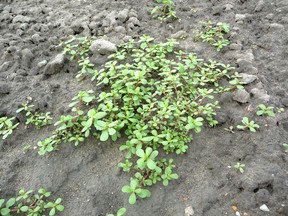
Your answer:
90,39 -> 116,55
230,43 -> 242,50
12,15 -> 32,23
224,4 -> 234,11
235,211 -> 240,216
235,14 -> 246,22
21,48 -> 34,68
185,206 -> 194,216
269,23 -> 285,31
118,9 -> 129,22
255,0 -> 264,12
31,33 -> 41,44
114,26 -> 126,34
171,30 -> 188,39
233,89 -> 250,103
38,60 -> 48,68
44,53 -> 65,75
260,204 -> 270,212
239,73 -> 258,84
250,88 -> 270,102
0,82 -> 11,94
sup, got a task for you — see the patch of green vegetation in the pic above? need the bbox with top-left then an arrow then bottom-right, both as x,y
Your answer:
256,104 -> 275,117
0,189 -> 64,216
234,162 -> 245,173
197,21 -> 230,51
107,208 -> 126,216
151,0 -> 178,22
0,117 -> 19,139
16,103 -> 52,129
237,117 -> 259,132
38,35 -> 240,206
283,144 -> 288,153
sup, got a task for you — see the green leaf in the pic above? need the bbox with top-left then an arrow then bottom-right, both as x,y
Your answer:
117,208 -> 126,216
147,159 -> 156,170
141,136 -> 154,142
136,149 -> 144,158
130,179 -> 138,189
100,130 -> 109,141
56,205 -> 65,211
6,198 -> 15,208
20,206 -> 29,212
49,207 -> 56,216
108,127 -> 116,136
128,193 -> 136,205
1,208 -> 10,215
55,198 -> 62,204
122,186 -> 132,193
95,112 -> 107,119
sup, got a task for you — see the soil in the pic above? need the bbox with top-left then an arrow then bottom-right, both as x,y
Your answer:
0,0 -> 288,215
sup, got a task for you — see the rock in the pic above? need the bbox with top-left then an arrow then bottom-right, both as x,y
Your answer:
259,204 -> 270,212
38,60 -> 48,68
118,9 -> 129,22
114,26 -> 126,34
44,53 -> 65,75
269,23 -> 285,31
235,14 -> 246,22
281,98 -> 288,107
0,82 -> 11,94
223,4 -> 234,11
127,17 -> 140,26
31,33 -> 42,44
21,48 -> 34,68
233,89 -> 250,103
250,88 -> 270,102
171,30 -> 188,39
239,73 -> 258,84
12,15 -> 32,23
90,39 -> 116,55
185,206 -> 194,216
213,111 -> 229,124
255,0 -> 265,12
230,43 -> 242,50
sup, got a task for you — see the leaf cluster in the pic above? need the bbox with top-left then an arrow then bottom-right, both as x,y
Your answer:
0,117 -> 19,139
0,189 -> 64,216
16,103 -> 52,129
197,21 -> 230,51
151,0 -> 178,22
237,117 -> 259,132
256,104 -> 275,117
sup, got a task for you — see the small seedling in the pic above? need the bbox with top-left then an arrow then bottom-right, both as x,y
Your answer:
234,162 -> 245,173
0,188 -> 64,216
0,117 -> 19,139
197,21 -> 230,51
16,103 -> 52,129
283,144 -> 288,153
237,117 -> 259,132
256,104 -> 275,117
151,0 -> 178,22
224,126 -> 235,133
107,208 -> 126,216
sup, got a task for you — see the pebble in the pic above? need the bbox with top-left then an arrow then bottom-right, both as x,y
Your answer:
235,14 -> 246,22
90,39 -> 116,55
230,43 -> 242,50
269,23 -> 285,31
255,0 -> 265,12
233,89 -> 250,103
118,8 -> 129,22
250,88 -> 270,102
37,60 -> 48,68
171,30 -> 187,39
260,204 -> 270,212
12,15 -> 32,23
239,73 -> 258,84
185,206 -> 194,216
44,53 -> 65,75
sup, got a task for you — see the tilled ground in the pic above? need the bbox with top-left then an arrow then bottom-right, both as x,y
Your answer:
0,0 -> 288,215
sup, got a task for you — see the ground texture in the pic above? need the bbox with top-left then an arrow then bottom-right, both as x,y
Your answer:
0,0 -> 288,215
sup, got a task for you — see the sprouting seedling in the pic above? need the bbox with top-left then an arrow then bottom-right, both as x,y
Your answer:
0,116 -> 19,139
237,117 -> 259,132
234,162 -> 245,173
224,126 -> 235,133
151,0 -> 178,22
107,208 -> 127,216
256,104 -> 275,117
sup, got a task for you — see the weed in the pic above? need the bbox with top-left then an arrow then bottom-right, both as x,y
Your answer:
40,35 -> 238,205
197,21 -> 230,51
237,117 -> 259,132
16,103 -> 52,129
0,188 -> 64,216
0,117 -> 19,139
107,208 -> 126,216
256,104 -> 275,117
224,126 -> 235,134
151,0 -> 178,22
234,162 -> 245,173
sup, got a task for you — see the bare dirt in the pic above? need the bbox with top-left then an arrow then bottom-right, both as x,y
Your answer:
0,0 -> 288,215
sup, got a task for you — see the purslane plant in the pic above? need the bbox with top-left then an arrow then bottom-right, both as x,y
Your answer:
234,162 -> 245,173
0,117 -> 19,139
0,188 -> 64,216
151,0 -> 178,22
16,103 -> 52,129
197,21 -> 230,51
256,104 -> 275,117
39,35 -> 238,205
237,117 -> 259,132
